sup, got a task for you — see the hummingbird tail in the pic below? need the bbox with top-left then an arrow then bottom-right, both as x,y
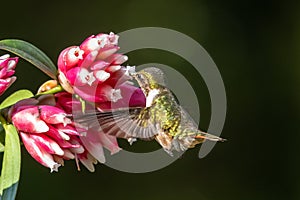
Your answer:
195,131 -> 226,142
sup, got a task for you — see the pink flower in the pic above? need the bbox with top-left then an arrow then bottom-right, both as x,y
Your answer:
10,101 -> 97,172
55,92 -> 123,164
0,54 -> 18,95
96,83 -> 146,111
57,32 -> 134,103
16,32 -> 148,172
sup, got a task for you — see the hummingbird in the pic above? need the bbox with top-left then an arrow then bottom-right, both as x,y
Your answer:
76,67 -> 225,155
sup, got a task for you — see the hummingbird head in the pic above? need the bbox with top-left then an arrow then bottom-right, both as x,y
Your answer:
132,67 -> 166,94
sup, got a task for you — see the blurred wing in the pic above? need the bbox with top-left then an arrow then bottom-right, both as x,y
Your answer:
75,108 -> 157,140
178,106 -> 199,130
178,106 -> 225,142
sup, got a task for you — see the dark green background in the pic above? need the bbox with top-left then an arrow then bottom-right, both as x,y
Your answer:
1,0 -> 299,199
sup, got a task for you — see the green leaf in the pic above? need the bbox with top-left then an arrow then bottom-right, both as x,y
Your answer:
0,125 -> 4,151
0,90 -> 34,110
0,182 -> 18,200
0,39 -> 57,79
0,124 -> 21,196
0,143 -> 4,153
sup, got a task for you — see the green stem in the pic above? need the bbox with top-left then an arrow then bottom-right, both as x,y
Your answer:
75,94 -> 86,113
35,85 -> 64,97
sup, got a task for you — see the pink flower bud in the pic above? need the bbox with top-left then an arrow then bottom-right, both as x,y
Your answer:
10,100 -> 91,172
90,60 -> 110,71
12,106 -> 49,133
80,35 -> 103,54
65,47 -> 84,67
105,54 -> 128,65
20,132 -> 61,172
55,124 -> 81,136
29,134 -> 64,156
58,46 -> 84,71
96,46 -> 119,60
0,54 -> 18,96
38,105 -> 71,125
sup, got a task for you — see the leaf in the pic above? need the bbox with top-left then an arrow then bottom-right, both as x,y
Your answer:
0,125 -> 21,196
0,39 -> 57,79
0,182 -> 18,200
0,143 -> 4,153
0,125 -> 4,152
0,90 -> 34,110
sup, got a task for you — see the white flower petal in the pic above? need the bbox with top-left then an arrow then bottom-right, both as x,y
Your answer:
50,163 -> 61,173
80,136 -> 106,163
95,70 -> 110,82
79,68 -> 96,86
109,89 -> 122,102
124,65 -> 136,76
79,153 -> 97,172
0,54 -> 10,60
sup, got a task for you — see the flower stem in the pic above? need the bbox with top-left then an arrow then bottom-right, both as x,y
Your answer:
35,85 -> 64,97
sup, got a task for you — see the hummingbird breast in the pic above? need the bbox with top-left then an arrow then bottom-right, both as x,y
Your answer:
149,88 -> 181,136
146,89 -> 160,107
149,87 -> 204,152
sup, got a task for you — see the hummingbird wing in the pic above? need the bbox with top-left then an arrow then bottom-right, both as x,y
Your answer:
74,107 -> 158,140
177,106 -> 225,142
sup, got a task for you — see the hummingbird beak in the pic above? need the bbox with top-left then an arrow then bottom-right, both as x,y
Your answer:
130,73 -> 137,81
131,72 -> 137,77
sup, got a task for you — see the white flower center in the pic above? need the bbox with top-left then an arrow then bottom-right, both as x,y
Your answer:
79,68 -> 96,86
69,47 -> 84,60
87,38 -> 102,51
97,35 -> 109,48
109,89 -> 122,102
108,32 -> 119,45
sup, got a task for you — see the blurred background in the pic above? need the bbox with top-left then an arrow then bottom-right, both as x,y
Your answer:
1,0 -> 299,199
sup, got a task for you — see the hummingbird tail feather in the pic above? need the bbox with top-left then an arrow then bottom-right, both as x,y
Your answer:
195,131 -> 226,142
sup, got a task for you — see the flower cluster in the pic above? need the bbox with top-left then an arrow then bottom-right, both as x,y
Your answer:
0,54 -> 18,96
7,32 -> 146,172
55,92 -> 122,167
10,99 -> 88,172
9,93 -> 123,172
57,32 -> 140,105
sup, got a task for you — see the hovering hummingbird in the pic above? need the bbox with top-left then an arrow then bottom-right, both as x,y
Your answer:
76,67 -> 225,155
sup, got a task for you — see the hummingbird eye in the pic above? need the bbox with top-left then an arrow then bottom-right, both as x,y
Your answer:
136,74 -> 143,79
